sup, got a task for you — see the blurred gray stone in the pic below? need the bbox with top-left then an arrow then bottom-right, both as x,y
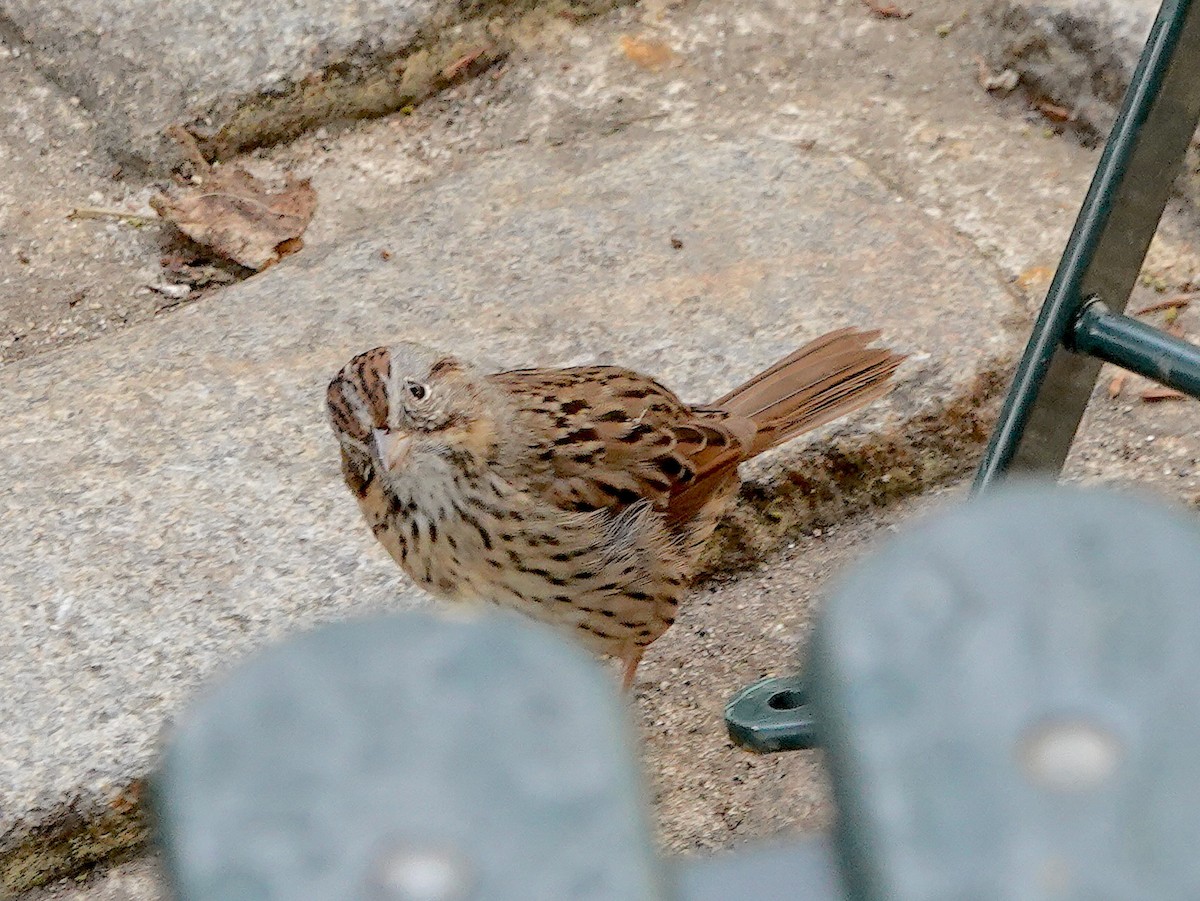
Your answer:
0,0 -> 621,172
978,0 -> 1159,140
0,130 -> 1018,892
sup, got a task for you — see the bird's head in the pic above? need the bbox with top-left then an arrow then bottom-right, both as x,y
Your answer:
326,342 -> 499,494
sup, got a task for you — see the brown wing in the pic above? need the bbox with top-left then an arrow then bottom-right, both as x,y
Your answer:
486,328 -> 902,530
487,366 -> 754,523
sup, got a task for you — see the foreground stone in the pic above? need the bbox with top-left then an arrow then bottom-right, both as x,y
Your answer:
0,0 -> 623,172
0,130 -> 1018,892
17,488 -> 962,901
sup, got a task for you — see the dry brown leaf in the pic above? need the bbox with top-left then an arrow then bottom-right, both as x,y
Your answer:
861,0 -> 912,18
151,172 -> 315,271
1034,98 -> 1073,123
150,130 -> 316,271
1108,371 -> 1127,399
1141,385 -> 1187,402
619,35 -> 676,70
1134,295 -> 1193,315
1016,264 -> 1055,291
442,47 -> 488,81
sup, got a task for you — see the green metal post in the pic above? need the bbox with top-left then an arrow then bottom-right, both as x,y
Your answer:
973,0 -> 1200,490
1071,300 -> 1200,399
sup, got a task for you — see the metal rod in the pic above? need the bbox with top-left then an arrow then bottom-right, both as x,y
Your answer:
973,0 -> 1200,491
1071,300 -> 1200,400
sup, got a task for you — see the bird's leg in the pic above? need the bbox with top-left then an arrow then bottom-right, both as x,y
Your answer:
621,647 -> 645,692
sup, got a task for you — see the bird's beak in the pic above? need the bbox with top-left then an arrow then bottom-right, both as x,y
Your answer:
373,428 -> 413,472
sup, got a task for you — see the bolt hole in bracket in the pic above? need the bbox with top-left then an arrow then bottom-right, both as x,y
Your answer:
724,674 -> 818,752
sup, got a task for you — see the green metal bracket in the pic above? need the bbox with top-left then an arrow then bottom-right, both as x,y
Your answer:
723,674 -> 818,753
1070,299 -> 1200,399
973,0 -> 1200,489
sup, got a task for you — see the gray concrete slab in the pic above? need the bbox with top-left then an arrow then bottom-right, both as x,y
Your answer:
0,128 -> 1019,892
0,0 -> 624,172
244,0 -> 1200,306
0,37 -> 164,366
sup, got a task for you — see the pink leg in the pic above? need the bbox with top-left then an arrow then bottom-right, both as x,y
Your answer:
621,648 -> 645,692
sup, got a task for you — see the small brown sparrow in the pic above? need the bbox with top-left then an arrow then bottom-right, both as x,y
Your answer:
327,329 -> 903,688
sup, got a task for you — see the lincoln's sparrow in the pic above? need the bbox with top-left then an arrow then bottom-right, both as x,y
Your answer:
327,329 -> 903,688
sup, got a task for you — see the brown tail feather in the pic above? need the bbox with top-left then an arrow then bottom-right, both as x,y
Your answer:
717,328 -> 905,456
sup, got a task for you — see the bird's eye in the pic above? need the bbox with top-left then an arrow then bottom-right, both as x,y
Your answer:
406,380 -> 428,401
